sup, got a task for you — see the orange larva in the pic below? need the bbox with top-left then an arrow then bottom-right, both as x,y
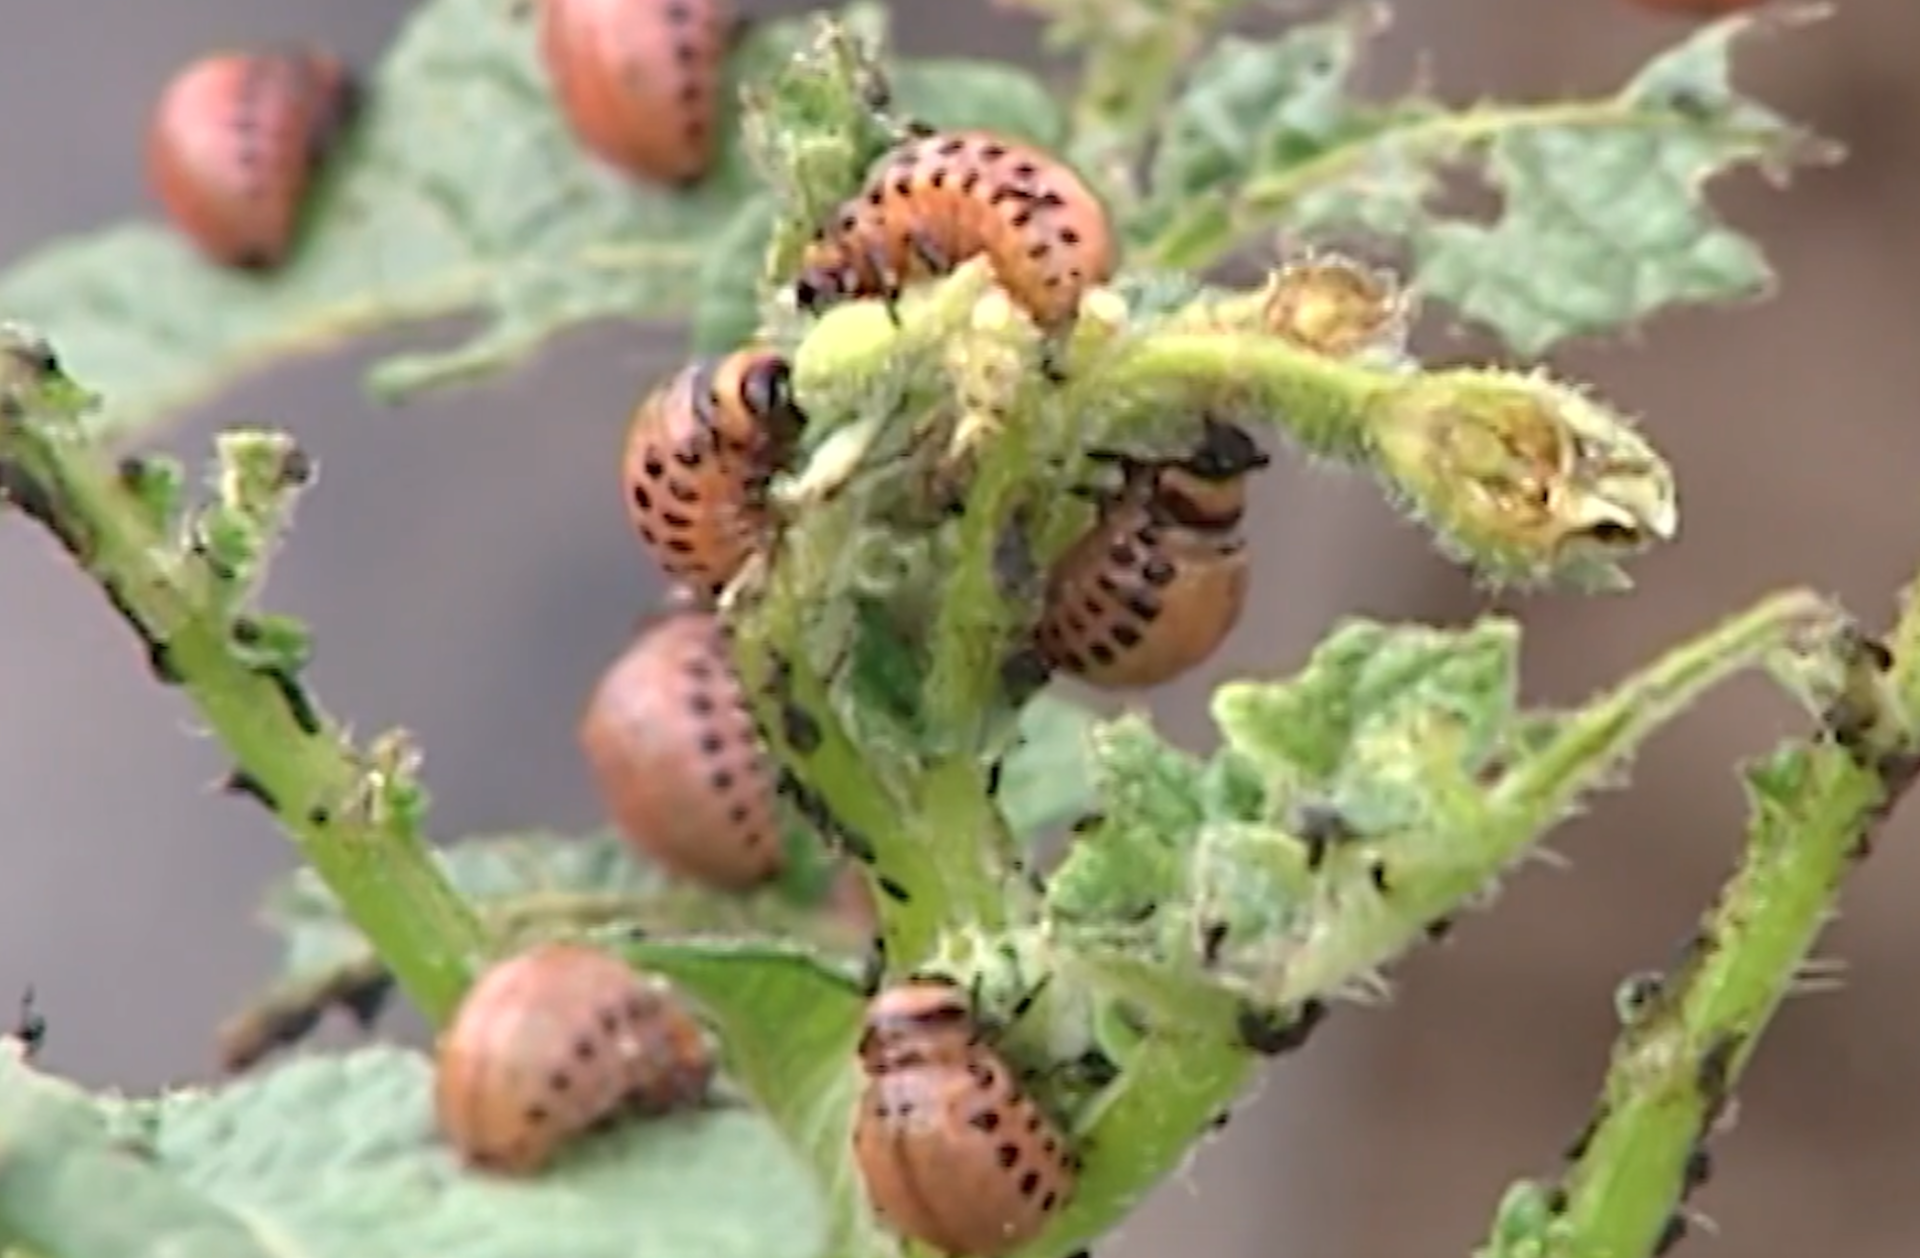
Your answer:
622,348 -> 809,603
538,0 -> 732,186
793,129 -> 1116,335
1036,418 -> 1270,689
146,48 -> 357,271
434,942 -> 715,1174
852,979 -> 1077,1258
578,607 -> 784,891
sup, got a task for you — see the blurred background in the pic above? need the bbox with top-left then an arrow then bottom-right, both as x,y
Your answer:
3,1 -> 1917,1255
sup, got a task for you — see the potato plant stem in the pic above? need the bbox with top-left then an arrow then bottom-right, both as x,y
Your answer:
0,334 -> 488,1026
1547,618 -> 1920,1257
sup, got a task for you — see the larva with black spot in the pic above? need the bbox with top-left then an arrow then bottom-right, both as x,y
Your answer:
538,0 -> 734,186
578,607 -> 784,891
852,979 -> 1078,1257
434,942 -> 715,1174
793,129 -> 1117,336
1036,418 -> 1270,689
146,47 -> 358,270
622,349 -> 808,603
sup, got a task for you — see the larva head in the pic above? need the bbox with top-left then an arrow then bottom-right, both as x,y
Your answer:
700,349 -> 808,455
791,235 -> 860,315
434,942 -> 713,1174
620,364 -> 771,600
145,48 -> 356,271
577,608 -> 784,890
537,0 -> 729,185
858,978 -> 977,1074
1147,418 -> 1270,530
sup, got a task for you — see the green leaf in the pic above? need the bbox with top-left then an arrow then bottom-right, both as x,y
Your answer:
63,1044 -> 822,1258
690,197 -> 781,355
222,831 -> 863,1071
616,937 -> 876,1256
0,0 -> 816,443
889,60 -> 1066,150
997,694 -> 1100,841
1044,713 -> 1210,926
0,1043 -> 280,1258
1209,617 -> 1520,831
1133,5 -> 1837,355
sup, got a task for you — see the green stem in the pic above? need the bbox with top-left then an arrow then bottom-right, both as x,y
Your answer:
1259,589 -> 1836,1008
1079,332 -> 1392,465
1547,620 -> 1920,1257
0,332 -> 487,1025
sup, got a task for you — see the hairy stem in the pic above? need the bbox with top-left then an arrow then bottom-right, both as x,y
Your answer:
1259,589 -> 1837,1008
1546,619 -> 1920,1257
0,330 -> 487,1025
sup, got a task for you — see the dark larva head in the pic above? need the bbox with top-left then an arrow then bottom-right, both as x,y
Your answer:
146,47 -> 356,271
1151,418 -> 1270,530
621,363 -> 775,599
538,0 -> 729,186
577,607 -> 784,890
434,942 -> 711,1174
704,349 -> 808,454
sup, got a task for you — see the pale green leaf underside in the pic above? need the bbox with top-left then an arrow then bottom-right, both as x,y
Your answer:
1138,6 -> 1834,355
0,1042 -> 826,1258
0,0 -> 1063,444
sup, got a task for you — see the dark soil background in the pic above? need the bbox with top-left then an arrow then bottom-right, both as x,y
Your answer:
3,2 -> 1917,1255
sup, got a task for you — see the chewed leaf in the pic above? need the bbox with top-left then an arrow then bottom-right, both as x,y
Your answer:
84,1044 -> 826,1258
0,0 -> 826,441
1136,4 -> 1836,355
1410,8 -> 1839,355
1043,714 -> 1209,926
1209,618 -> 1520,830
997,694 -> 1101,841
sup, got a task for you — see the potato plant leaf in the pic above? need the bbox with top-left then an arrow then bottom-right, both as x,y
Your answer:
0,0 -> 1064,445
4,1042 -> 826,1258
1134,4 -> 1838,355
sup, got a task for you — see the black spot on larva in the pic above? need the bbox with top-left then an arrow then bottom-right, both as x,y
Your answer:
971,1109 -> 1000,1131
644,455 -> 666,478
1041,1191 -> 1059,1212
996,1143 -> 1019,1169
698,732 -> 725,756
1124,593 -> 1161,622
1087,641 -> 1116,667
936,137 -> 966,156
631,483 -> 653,511
1142,556 -> 1176,586
548,1070 -> 572,1092
1111,623 -> 1142,649
710,769 -> 735,792
878,875 -> 910,902
524,1104 -> 550,1126
573,1035 -> 599,1062
1107,540 -> 1137,566
1018,1169 -> 1041,1196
